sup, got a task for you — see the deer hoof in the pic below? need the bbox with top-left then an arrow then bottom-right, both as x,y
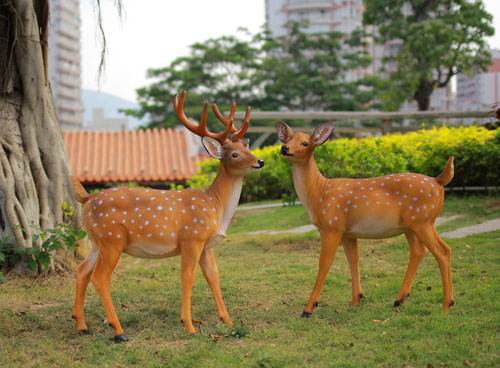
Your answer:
78,329 -> 91,335
113,334 -> 129,343
301,310 -> 312,318
449,300 -> 455,307
359,293 -> 364,299
393,300 -> 401,307
313,302 -> 319,308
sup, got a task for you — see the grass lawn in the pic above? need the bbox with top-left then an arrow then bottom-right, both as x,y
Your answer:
0,195 -> 499,367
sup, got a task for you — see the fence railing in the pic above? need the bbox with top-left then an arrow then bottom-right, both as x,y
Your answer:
234,108 -> 499,147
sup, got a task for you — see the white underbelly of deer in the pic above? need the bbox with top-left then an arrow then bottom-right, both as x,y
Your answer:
345,216 -> 404,239
125,241 -> 179,259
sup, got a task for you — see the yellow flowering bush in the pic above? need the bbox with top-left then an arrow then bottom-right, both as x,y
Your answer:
188,126 -> 500,202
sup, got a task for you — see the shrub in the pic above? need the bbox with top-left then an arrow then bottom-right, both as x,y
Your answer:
188,126 -> 500,202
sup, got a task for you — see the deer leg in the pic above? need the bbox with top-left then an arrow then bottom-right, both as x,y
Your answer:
302,231 -> 342,317
342,237 -> 363,306
90,243 -> 126,342
199,248 -> 232,327
435,230 -> 454,307
180,242 -> 204,335
394,231 -> 428,307
72,247 -> 98,333
411,224 -> 454,312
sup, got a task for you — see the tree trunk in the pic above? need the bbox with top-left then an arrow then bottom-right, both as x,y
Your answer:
413,80 -> 435,111
0,0 -> 80,272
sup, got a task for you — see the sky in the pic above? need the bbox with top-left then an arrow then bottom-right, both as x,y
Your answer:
81,0 -> 500,103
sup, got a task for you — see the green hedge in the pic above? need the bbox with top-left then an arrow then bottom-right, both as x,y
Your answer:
188,126 -> 500,202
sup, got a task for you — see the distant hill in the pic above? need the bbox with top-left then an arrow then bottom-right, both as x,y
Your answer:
82,89 -> 144,128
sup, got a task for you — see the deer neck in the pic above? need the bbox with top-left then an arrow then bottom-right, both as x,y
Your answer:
292,156 -> 326,217
206,164 -> 243,235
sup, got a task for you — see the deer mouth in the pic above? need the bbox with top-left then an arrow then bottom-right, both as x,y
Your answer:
281,152 -> 294,157
252,160 -> 265,169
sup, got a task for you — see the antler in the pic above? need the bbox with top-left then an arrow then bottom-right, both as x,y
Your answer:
211,102 -> 251,141
172,91 -> 232,143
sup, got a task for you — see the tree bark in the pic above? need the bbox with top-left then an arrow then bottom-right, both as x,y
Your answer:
413,80 -> 435,111
0,0 -> 80,271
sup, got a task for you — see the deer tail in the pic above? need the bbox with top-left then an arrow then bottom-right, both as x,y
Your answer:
72,177 -> 90,204
435,156 -> 454,186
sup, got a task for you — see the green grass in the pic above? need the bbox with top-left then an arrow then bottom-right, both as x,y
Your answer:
0,195 -> 499,367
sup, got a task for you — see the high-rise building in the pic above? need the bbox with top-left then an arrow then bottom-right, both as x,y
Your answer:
265,0 -> 371,82
456,49 -> 500,112
264,0 -> 457,112
265,0 -> 364,38
48,0 -> 83,130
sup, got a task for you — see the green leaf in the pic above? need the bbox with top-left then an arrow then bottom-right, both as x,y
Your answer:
37,252 -> 51,270
27,258 -> 38,272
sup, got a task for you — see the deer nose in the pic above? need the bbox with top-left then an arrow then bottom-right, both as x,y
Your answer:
257,160 -> 265,168
281,146 -> 289,155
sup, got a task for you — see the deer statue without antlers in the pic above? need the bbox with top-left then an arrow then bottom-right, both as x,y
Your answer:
276,122 -> 455,317
71,91 -> 264,342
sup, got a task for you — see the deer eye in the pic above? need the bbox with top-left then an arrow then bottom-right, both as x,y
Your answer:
302,142 -> 309,147
231,152 -> 239,158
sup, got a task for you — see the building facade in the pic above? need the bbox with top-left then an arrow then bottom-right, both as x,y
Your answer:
48,0 -> 83,130
456,49 -> 500,112
266,0 -> 364,37
264,0 -> 457,112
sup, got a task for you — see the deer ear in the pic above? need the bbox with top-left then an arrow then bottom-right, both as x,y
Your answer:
275,121 -> 294,143
202,137 -> 224,159
311,123 -> 334,146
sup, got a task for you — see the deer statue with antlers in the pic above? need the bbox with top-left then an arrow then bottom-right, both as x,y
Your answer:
71,91 -> 264,342
276,122 -> 455,317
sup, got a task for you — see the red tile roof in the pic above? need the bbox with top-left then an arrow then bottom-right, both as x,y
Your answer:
64,129 -> 198,184
489,59 -> 500,73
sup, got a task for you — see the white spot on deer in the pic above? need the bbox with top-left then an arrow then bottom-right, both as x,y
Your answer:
157,206 -> 163,211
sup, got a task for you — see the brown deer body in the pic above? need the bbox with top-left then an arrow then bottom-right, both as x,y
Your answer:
276,122 -> 455,317
72,92 -> 263,341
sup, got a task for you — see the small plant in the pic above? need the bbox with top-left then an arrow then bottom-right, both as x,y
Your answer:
0,203 -> 86,276
228,320 -> 249,338
28,223 -> 86,273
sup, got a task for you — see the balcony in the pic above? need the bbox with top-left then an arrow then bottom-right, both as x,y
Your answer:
58,21 -> 80,40
57,48 -> 80,64
284,0 -> 338,12
56,35 -> 79,53
55,85 -> 81,101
